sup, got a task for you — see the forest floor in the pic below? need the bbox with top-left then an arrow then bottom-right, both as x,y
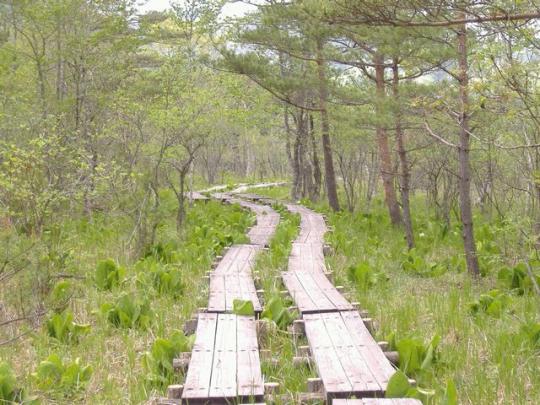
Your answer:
1,183 -> 539,404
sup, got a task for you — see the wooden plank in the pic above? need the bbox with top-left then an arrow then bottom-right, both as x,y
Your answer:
182,313 -> 218,400
213,244 -> 259,275
282,271 -> 353,314
209,314 -> 237,399
207,274 -> 262,313
236,316 -> 264,399
303,313 -> 352,395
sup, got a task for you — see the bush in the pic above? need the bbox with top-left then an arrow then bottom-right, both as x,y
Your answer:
32,354 -> 92,393
46,311 -> 90,344
95,259 -> 124,290
100,293 -> 153,330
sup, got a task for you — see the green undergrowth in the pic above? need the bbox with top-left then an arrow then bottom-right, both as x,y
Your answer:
253,186 -> 540,403
0,197 -> 253,403
321,198 -> 540,404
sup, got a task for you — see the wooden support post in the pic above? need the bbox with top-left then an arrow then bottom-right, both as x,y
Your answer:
292,319 -> 305,335
307,378 -> 323,393
264,382 -> 280,395
363,317 -> 374,333
167,384 -> 184,399
288,305 -> 298,312
293,356 -> 310,367
172,352 -> 191,373
324,271 -> 334,283
378,341 -> 389,351
359,309 -> 370,318
384,351 -> 399,366
323,244 -> 333,256
298,345 -> 310,357
183,318 -> 198,335
335,285 -> 345,293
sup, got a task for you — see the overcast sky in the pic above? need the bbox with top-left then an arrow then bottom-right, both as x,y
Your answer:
137,0 -> 250,17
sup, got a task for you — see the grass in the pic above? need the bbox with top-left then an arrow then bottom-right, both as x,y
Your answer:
0,197 -> 254,403
252,186 -> 540,404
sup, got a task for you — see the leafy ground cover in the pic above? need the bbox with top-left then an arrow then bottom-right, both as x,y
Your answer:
254,186 -> 540,404
0,196 -> 253,403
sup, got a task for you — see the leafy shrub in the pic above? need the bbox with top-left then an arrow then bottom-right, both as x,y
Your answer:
387,333 -> 440,375
143,331 -> 194,386
0,362 -> 24,403
100,293 -> 153,330
261,295 -> 295,329
469,289 -> 510,317
49,280 -> 73,306
32,354 -> 92,393
136,258 -> 185,297
497,263 -> 540,295
347,262 -> 387,290
401,249 -> 447,277
95,259 -> 124,290
46,311 -> 90,344
385,369 -> 435,402
144,241 -> 177,263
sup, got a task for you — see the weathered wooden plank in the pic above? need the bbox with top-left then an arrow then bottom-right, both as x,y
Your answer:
184,191 -> 209,201
304,314 -> 352,395
288,243 -> 326,273
236,316 -> 264,399
304,312 -> 396,401
207,274 -> 262,313
286,204 -> 327,244
282,271 -> 353,314
213,244 -> 259,275
209,314 -> 237,399
182,313 -> 218,400
341,311 -> 395,390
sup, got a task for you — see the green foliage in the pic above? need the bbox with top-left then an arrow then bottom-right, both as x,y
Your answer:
32,354 -> 92,393
136,258 -> 185,297
443,379 -> 458,405
46,311 -> 90,344
261,295 -> 295,329
0,362 -> 24,403
347,262 -> 387,290
233,299 -> 255,316
469,289 -> 510,317
385,370 -> 435,402
387,333 -> 440,375
95,259 -> 124,290
497,263 -> 540,295
401,249 -> 447,277
142,331 -> 194,387
49,280 -> 72,306
100,293 -> 153,330
518,322 -> 540,347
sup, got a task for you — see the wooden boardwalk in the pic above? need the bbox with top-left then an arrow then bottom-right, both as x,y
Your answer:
179,195 -> 279,404
283,203 -> 397,401
182,313 -> 264,404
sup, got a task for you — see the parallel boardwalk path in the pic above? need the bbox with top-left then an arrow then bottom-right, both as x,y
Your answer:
281,202 -> 396,401
177,193 -> 279,404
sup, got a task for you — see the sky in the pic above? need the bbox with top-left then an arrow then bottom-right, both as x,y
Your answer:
137,0 -> 251,17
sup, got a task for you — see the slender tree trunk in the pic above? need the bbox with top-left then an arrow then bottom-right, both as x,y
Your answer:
457,18 -> 480,277
392,58 -> 415,249
309,112 -> 322,201
374,53 -> 402,225
316,39 -> 340,211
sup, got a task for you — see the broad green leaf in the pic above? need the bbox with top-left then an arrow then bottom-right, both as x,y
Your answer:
385,370 -> 410,398
233,299 -> 255,316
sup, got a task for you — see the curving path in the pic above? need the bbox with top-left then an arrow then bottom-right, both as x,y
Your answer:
171,193 -> 279,404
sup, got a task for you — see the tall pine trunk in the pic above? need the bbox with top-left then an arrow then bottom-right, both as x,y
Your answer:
392,59 -> 414,249
374,53 -> 402,225
457,18 -> 480,277
316,39 -> 340,211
